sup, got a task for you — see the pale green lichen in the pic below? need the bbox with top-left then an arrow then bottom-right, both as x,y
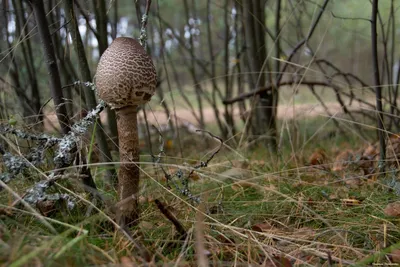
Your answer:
0,96 -> 107,207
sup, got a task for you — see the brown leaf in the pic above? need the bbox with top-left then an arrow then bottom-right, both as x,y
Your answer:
230,160 -> 250,169
252,222 -> 275,232
165,139 -> 174,150
36,200 -> 56,217
390,249 -> 400,263
384,202 -> 400,217
363,144 -> 378,158
332,150 -> 355,171
231,180 -> 257,190
216,234 -> 235,245
344,177 -> 362,188
309,148 -> 328,166
120,256 -> 135,267
189,171 -> 201,181
263,255 -> 292,267
387,134 -> 400,165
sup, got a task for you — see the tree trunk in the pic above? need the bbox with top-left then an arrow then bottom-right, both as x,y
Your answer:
371,0 -> 386,174
243,0 -> 277,150
64,0 -> 117,186
14,0 -> 43,127
92,0 -> 119,147
28,0 -> 70,134
3,0 -> 34,119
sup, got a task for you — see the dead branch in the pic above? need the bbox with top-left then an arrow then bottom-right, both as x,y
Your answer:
154,199 -> 187,239
223,81 -> 332,105
276,0 -> 331,85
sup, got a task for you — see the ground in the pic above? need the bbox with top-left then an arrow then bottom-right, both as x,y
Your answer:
2,93 -> 399,266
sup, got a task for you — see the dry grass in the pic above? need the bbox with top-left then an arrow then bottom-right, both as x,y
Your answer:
1,113 -> 400,266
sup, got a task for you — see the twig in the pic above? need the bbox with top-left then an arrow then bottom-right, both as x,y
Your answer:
139,0 -> 152,49
301,248 -> 354,265
308,85 -> 348,137
223,81 -> 332,105
331,11 -> 371,22
73,1 -> 99,38
0,179 -> 58,234
371,0 -> 386,175
276,0 -> 331,85
154,199 -> 187,239
191,130 -> 223,169
151,127 -> 223,204
0,99 -> 107,204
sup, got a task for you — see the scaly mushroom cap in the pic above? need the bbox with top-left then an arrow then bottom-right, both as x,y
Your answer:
95,37 -> 157,109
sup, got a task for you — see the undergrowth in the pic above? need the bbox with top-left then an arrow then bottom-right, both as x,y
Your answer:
1,115 -> 400,266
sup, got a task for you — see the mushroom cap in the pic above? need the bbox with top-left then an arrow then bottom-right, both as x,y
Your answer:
95,37 -> 157,109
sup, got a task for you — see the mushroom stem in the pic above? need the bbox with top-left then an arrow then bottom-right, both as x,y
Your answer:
115,106 -> 140,226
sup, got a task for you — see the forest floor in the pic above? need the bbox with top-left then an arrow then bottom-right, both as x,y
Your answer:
3,98 -> 400,266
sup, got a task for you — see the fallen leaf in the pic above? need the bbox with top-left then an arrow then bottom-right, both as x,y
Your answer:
120,256 -> 135,267
390,249 -> 400,263
363,144 -> 378,158
332,150 -> 355,171
384,202 -> 400,217
252,222 -> 275,232
231,180 -> 258,191
230,160 -> 250,169
358,156 -> 376,176
386,135 -> 400,166
309,148 -> 328,166
36,200 -> 57,217
263,255 -> 292,267
341,198 -> 361,206
189,171 -> 201,181
216,234 -> 235,245
165,139 -> 174,150
344,176 -> 362,188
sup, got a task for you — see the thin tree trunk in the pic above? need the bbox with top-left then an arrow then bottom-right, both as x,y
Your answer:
243,0 -> 277,150
14,0 -> 43,126
234,0 -> 246,123
64,0 -> 117,186
273,0 -> 281,148
371,0 -> 386,174
92,0 -> 119,149
48,0 -> 74,117
223,0 -> 235,137
183,0 -> 205,130
111,0 -> 118,39
28,0 -> 71,134
5,1 -> 35,119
